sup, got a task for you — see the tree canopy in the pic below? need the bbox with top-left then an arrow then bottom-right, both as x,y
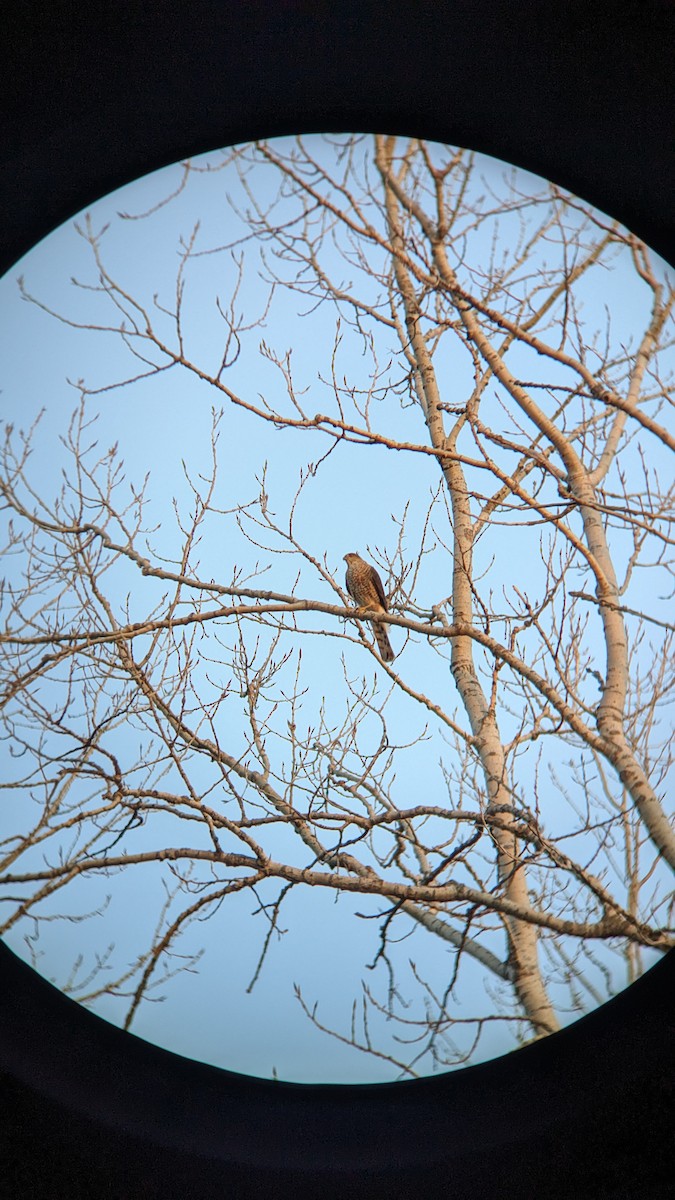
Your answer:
1,135 -> 673,1080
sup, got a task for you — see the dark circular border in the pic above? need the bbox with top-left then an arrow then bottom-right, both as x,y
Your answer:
1,3 -> 674,1196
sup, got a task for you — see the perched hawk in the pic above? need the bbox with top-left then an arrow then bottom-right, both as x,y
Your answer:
343,552 -> 395,662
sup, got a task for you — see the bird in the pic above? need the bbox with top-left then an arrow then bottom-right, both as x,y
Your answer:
343,552 -> 395,662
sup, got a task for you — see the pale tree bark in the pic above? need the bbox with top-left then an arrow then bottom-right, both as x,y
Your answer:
374,134 -> 559,1033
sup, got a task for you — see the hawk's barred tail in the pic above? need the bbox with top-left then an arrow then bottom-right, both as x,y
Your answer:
373,621 -> 395,662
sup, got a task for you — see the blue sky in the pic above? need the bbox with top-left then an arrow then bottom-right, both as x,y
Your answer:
0,136 -> 672,1083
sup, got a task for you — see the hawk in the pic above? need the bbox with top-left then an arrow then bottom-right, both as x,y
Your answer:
343,552 -> 395,662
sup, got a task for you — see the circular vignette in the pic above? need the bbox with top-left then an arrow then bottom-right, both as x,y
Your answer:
1,4 -> 674,1197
